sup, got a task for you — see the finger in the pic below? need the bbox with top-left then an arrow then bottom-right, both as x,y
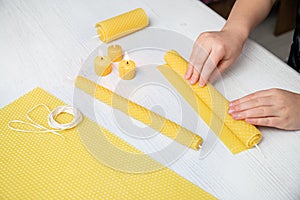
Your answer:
245,117 -> 281,128
189,43 -> 211,84
190,37 -> 210,67
230,106 -> 278,120
229,89 -> 274,107
228,96 -> 274,113
199,47 -> 224,86
189,66 -> 201,84
185,64 -> 194,80
208,60 -> 230,83
186,45 -> 198,80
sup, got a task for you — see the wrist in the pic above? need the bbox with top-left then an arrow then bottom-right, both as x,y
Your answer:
221,22 -> 249,45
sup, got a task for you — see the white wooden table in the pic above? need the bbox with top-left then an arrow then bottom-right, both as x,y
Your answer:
1,0 -> 300,199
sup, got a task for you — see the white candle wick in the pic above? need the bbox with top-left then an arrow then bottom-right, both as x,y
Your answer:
98,48 -> 104,57
124,51 -> 130,61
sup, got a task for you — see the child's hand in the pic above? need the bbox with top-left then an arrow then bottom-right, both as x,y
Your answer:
185,29 -> 246,86
228,89 -> 300,130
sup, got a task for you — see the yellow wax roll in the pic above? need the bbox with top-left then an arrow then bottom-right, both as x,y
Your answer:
75,76 -> 203,150
108,44 -> 123,62
95,8 -> 149,43
119,59 -> 136,80
94,56 -> 112,76
160,50 -> 262,154
158,65 -> 246,154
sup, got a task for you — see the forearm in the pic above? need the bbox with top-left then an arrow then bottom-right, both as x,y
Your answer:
222,0 -> 276,42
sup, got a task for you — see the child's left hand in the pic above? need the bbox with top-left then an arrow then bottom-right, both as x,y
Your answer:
228,88 -> 300,130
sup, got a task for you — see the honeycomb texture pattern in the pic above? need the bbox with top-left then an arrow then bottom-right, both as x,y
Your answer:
75,76 -> 202,150
118,60 -> 136,80
0,88 -> 216,199
158,65 -> 245,154
94,56 -> 112,76
95,8 -> 149,43
162,50 -> 262,154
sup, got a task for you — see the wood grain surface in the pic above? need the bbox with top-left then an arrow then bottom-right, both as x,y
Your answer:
0,0 -> 300,199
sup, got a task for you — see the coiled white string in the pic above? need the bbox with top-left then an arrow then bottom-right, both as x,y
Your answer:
8,104 -> 83,139
48,105 -> 83,129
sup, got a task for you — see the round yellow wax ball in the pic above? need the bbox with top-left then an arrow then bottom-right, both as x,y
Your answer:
119,60 -> 136,80
94,56 -> 112,76
108,44 -> 123,62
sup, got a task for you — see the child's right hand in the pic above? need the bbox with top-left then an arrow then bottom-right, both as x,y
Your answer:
185,28 -> 247,86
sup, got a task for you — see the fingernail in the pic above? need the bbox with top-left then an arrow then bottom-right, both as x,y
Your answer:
228,109 -> 234,114
185,74 -> 188,79
190,79 -> 195,84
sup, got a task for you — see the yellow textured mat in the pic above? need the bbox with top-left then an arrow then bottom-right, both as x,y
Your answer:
95,8 -> 149,43
75,76 -> 202,150
158,50 -> 262,154
0,87 -> 216,199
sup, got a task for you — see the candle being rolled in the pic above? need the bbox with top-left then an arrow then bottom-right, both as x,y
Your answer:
158,50 -> 262,154
108,44 -> 123,62
95,8 -> 149,43
75,76 -> 203,150
94,56 -> 112,76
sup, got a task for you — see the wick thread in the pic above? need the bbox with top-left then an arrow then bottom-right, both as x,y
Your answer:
255,144 -> 266,159
126,61 -> 129,65
101,57 -> 104,60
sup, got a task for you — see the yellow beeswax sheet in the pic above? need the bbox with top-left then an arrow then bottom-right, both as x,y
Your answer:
158,50 -> 262,154
95,8 -> 149,43
75,76 -> 202,150
0,87 -> 216,199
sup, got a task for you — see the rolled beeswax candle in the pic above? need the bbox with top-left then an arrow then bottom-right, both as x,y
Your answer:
75,76 -> 203,150
161,50 -> 262,154
108,44 -> 123,62
95,8 -> 149,43
158,65 -> 244,154
94,56 -> 112,76
119,53 -> 136,80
